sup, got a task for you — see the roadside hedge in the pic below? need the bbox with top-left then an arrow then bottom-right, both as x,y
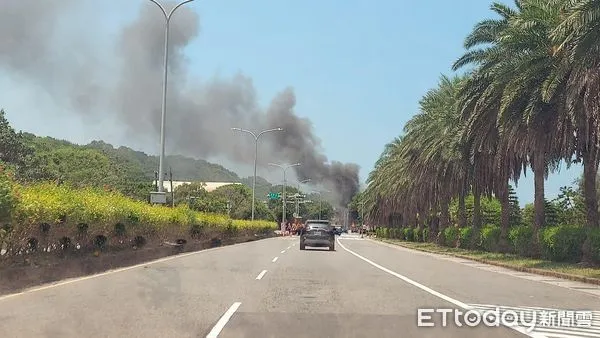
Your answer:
0,178 -> 276,258
375,224 -> 600,264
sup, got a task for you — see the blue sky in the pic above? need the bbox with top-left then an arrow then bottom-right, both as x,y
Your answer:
180,0 -> 581,204
2,0 -> 583,205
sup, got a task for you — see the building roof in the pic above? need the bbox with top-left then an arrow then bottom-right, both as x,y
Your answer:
158,181 -> 241,193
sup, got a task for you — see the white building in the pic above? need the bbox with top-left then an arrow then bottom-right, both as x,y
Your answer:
158,181 -> 242,193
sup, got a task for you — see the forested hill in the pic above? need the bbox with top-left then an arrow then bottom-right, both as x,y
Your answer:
84,140 -> 240,182
15,131 -> 269,200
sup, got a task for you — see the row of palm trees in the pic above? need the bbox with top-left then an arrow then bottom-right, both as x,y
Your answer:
363,0 -> 600,260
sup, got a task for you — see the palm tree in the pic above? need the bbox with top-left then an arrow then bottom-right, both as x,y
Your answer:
408,75 -> 470,241
454,0 -> 575,254
552,0 -> 600,232
364,75 -> 470,244
452,2 -> 526,248
364,137 -> 404,224
550,0 -> 600,262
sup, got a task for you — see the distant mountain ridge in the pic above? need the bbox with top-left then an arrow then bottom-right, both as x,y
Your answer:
85,140 -> 241,182
24,134 -> 275,196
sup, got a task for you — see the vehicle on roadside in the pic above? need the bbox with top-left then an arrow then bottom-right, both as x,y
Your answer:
299,219 -> 335,251
333,226 -> 343,235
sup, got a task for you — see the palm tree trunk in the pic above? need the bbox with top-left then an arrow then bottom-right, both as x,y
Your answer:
581,146 -> 599,263
430,213 -> 439,242
411,212 -> 418,241
498,177 -> 511,253
532,149 -> 545,257
582,148 -> 599,228
472,184 -> 482,229
458,186 -> 467,228
438,198 -> 450,245
417,210 -> 425,242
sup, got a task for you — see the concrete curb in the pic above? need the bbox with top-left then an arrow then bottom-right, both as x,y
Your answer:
375,239 -> 600,286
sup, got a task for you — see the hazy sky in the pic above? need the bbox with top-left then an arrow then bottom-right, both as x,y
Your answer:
0,0 -> 581,205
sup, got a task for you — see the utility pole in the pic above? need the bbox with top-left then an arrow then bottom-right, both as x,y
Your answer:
359,200 -> 365,227
154,171 -> 159,192
269,163 -> 301,226
165,168 -> 174,207
313,189 -> 331,220
170,167 -> 174,207
295,179 -> 310,218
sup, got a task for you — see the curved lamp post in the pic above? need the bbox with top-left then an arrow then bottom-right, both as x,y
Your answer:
312,189 -> 331,220
268,162 -> 301,225
231,127 -> 283,220
148,0 -> 196,194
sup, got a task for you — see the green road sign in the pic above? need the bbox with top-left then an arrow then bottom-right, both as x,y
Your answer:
268,192 -> 281,200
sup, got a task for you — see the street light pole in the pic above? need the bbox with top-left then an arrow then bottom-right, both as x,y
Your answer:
313,189 -> 331,220
149,0 -> 195,194
269,163 -> 301,227
316,192 -> 322,220
232,127 -> 283,220
296,178 -> 311,191
295,178 -> 311,216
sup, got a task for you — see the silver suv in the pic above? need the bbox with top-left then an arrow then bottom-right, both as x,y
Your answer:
300,220 -> 335,251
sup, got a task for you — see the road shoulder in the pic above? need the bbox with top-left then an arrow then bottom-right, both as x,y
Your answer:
370,238 -> 600,298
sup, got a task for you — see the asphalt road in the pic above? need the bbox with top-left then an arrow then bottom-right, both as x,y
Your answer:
1,233 -> 599,338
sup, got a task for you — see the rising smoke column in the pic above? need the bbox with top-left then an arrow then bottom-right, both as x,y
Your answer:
262,88 -> 360,206
0,0 -> 360,206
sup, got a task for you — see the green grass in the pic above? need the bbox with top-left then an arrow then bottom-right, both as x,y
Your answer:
379,239 -> 600,280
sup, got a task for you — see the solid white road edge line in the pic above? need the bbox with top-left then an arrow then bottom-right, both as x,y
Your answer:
205,302 -> 242,338
272,257 -> 278,262
0,238 -> 280,302
255,270 -> 267,280
336,238 -> 541,338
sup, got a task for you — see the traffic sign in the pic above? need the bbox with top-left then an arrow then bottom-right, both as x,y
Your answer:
267,192 -> 281,200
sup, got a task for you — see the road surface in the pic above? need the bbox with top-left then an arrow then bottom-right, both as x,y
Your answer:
0,233 -> 599,337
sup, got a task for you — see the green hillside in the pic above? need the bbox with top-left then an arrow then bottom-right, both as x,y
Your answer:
84,140 -> 240,182
8,127 -> 245,201
240,176 -> 275,201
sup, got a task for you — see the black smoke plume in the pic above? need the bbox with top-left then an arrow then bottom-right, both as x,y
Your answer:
0,0 -> 360,206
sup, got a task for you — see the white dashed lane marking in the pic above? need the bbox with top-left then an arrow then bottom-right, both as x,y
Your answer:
255,270 -> 267,280
205,302 -> 242,338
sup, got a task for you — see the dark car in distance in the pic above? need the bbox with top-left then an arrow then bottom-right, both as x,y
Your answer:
300,220 -> 335,251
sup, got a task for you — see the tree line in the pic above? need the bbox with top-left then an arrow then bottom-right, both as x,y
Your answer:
173,182 -> 334,223
363,0 -> 600,263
